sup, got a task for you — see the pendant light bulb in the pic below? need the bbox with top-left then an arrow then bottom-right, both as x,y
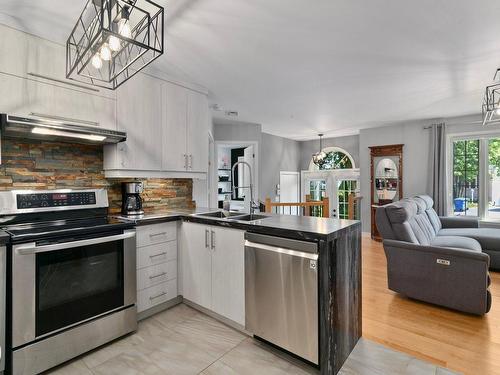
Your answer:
91,54 -> 103,69
108,35 -> 121,52
99,43 -> 112,61
118,18 -> 132,39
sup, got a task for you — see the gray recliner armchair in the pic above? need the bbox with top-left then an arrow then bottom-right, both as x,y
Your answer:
376,195 -> 491,315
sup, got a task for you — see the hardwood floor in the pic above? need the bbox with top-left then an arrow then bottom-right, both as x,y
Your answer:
362,235 -> 500,375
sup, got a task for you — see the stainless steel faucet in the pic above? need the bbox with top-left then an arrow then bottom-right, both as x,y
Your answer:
231,161 -> 258,214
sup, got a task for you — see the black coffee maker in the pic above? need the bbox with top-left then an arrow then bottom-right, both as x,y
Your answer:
121,181 -> 144,216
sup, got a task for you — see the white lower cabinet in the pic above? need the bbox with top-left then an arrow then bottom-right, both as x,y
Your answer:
138,279 -> 178,313
136,222 -> 179,314
180,222 -> 245,326
180,222 -> 213,310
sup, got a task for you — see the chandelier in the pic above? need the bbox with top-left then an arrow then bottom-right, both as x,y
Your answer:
66,0 -> 164,90
312,134 -> 326,166
482,69 -> 500,126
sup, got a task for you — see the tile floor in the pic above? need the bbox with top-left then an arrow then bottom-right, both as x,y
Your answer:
47,304 -> 458,375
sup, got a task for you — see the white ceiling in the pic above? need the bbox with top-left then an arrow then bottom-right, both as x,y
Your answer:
1,0 -> 500,140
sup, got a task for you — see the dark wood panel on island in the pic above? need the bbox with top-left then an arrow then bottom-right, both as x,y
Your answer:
319,223 -> 362,374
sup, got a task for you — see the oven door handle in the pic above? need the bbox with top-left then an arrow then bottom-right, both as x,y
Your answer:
15,231 -> 136,255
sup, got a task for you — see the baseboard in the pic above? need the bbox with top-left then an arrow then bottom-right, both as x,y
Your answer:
183,299 -> 251,336
137,295 -> 183,321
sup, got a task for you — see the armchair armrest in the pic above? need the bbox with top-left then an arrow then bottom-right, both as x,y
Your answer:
439,216 -> 479,229
382,239 -> 490,315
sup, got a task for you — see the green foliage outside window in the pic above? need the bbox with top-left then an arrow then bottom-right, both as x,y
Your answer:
489,139 -> 500,177
318,151 -> 353,170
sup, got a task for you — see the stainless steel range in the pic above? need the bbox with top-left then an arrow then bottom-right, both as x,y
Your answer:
0,189 -> 137,375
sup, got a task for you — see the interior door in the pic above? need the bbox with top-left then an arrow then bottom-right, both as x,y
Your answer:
180,223 -> 212,309
279,171 -> 300,215
211,227 -> 245,325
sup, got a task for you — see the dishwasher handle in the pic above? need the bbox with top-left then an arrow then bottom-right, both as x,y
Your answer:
245,240 -> 318,261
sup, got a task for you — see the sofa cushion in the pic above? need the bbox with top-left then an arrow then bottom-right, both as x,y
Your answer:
416,195 -> 442,233
413,196 -> 427,214
431,236 -> 482,251
375,206 -> 396,240
438,228 -> 500,251
411,213 -> 434,245
385,200 -> 420,243
385,200 -> 417,224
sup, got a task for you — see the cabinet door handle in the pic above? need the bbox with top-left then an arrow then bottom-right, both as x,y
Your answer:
149,252 -> 167,259
149,291 -> 167,301
149,272 -> 167,280
205,229 -> 210,248
149,232 -> 167,238
183,154 -> 188,170
211,230 -> 215,250
189,154 -> 193,169
27,72 -> 100,92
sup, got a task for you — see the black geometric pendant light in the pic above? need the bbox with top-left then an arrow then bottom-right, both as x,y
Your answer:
66,0 -> 164,90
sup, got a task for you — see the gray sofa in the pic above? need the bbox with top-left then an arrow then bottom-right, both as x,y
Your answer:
376,195 -> 492,315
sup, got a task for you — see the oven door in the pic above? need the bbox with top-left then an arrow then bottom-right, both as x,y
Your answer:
11,229 -> 136,348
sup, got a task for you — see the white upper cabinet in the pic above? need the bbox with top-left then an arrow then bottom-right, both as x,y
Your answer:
106,73 -> 162,171
161,82 -> 209,174
0,24 -> 115,100
105,77 -> 209,177
0,24 -> 117,128
187,90 -> 209,173
162,82 -> 188,172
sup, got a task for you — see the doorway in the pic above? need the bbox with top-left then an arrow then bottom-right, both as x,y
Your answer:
214,142 -> 259,212
279,171 -> 300,215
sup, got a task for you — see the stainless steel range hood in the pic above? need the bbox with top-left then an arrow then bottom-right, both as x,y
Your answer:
0,114 -> 126,144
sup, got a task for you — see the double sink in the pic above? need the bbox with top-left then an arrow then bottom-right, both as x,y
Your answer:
194,211 -> 269,222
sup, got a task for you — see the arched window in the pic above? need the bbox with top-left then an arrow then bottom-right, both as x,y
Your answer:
309,147 -> 355,171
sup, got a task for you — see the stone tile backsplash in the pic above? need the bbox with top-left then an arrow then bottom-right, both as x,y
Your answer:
0,137 -> 195,213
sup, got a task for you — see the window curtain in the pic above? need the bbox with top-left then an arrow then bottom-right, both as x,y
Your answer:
430,122 -> 447,215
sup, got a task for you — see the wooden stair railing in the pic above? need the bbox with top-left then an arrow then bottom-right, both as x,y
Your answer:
265,197 -> 330,218
347,193 -> 363,220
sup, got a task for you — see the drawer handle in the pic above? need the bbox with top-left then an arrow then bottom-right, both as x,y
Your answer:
149,272 -> 167,280
150,291 -> 167,301
149,252 -> 167,259
149,232 -> 167,237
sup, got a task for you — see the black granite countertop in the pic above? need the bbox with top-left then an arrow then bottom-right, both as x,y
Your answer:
114,208 -> 360,242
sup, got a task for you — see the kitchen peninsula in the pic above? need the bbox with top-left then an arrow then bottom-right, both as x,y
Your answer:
119,209 -> 362,375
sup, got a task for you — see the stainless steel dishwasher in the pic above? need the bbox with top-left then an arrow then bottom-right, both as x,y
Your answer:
0,245 -> 5,375
244,233 -> 318,365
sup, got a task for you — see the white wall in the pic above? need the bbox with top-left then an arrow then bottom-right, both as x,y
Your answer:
261,133 -> 301,201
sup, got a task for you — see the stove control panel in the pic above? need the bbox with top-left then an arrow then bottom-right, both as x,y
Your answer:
17,192 -> 97,209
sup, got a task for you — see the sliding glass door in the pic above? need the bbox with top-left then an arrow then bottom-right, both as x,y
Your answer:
450,135 -> 500,220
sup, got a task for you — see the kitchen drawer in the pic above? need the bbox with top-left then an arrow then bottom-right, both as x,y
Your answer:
137,222 -> 176,247
137,241 -> 177,270
137,279 -> 177,313
137,260 -> 177,291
